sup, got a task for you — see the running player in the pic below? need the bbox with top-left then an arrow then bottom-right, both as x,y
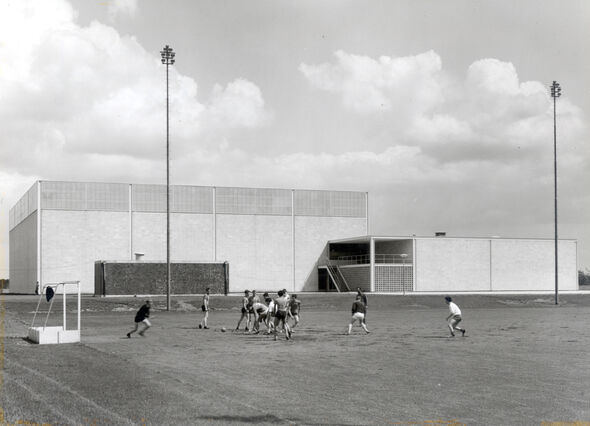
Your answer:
445,296 -> 466,337
235,290 -> 251,331
127,300 -> 152,338
199,287 -> 210,329
289,294 -> 301,330
273,290 -> 292,341
347,296 -> 370,335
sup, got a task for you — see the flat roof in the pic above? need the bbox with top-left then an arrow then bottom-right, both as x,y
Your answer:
328,235 -> 577,244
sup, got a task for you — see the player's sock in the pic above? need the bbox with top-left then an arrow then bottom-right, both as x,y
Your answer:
461,329 -> 466,336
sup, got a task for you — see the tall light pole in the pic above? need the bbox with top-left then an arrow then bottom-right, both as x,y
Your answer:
550,80 -> 561,305
161,45 -> 175,311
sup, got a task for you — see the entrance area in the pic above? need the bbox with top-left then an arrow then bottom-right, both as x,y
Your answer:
318,237 -> 414,292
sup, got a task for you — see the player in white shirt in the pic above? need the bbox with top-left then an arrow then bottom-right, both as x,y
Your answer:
445,296 -> 466,337
251,302 -> 270,333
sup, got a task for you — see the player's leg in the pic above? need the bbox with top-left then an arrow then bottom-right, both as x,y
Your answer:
235,310 -> 246,330
359,314 -> 370,333
139,319 -> 151,336
202,310 -> 209,329
127,322 -> 139,337
447,319 -> 456,337
284,318 -> 292,340
273,315 -> 281,340
292,314 -> 300,329
452,317 -> 465,336
347,316 -> 356,335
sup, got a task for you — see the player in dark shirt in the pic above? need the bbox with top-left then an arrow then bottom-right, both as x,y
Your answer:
289,294 -> 301,330
127,300 -> 151,338
235,290 -> 251,332
357,288 -> 368,325
347,296 -> 370,335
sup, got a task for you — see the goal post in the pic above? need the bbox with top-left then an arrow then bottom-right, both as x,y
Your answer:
28,281 -> 81,344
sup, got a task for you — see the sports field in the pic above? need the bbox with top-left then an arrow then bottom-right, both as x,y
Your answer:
1,293 -> 589,425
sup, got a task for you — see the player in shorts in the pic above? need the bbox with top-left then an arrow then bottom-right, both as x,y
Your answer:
273,290 -> 292,341
289,294 -> 301,330
445,296 -> 466,337
247,290 -> 260,321
251,301 -> 270,333
264,293 -> 275,333
347,296 -> 370,335
127,300 -> 151,338
235,290 -> 251,332
357,287 -> 368,325
199,287 -> 210,329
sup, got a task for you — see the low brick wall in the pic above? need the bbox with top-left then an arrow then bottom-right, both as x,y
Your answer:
95,261 -> 228,296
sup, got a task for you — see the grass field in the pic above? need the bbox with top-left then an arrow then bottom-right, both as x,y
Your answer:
1,293 -> 590,425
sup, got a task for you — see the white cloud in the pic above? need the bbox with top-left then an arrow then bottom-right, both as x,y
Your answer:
299,50 -> 444,114
108,0 -> 138,20
0,0 -> 270,171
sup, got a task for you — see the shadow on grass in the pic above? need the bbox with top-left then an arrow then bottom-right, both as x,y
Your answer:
195,414 -> 297,424
195,414 -> 350,425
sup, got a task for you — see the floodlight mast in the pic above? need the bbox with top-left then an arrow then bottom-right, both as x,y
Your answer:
161,45 -> 175,311
550,81 -> 561,306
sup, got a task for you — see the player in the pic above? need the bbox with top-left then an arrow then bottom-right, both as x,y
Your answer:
273,290 -> 292,341
445,296 -> 466,337
127,300 -> 151,338
264,293 -> 275,333
347,295 -> 370,335
247,290 -> 260,324
199,287 -> 210,329
235,290 -> 251,331
289,294 -> 301,330
251,300 -> 270,333
357,287 -> 368,325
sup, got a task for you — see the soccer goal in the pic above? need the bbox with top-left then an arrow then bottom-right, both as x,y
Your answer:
28,281 -> 81,344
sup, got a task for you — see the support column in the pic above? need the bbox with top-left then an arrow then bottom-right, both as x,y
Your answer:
370,237 -> 375,292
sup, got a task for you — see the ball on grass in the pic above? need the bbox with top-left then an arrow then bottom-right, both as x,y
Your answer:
221,327 -> 226,332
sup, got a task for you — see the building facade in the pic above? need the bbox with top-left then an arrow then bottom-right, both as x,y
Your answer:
9,181 -> 368,294
320,236 -> 578,292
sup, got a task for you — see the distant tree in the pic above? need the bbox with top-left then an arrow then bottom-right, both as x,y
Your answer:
579,269 -> 590,286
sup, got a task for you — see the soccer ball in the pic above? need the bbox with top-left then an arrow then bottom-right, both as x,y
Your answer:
221,327 -> 226,332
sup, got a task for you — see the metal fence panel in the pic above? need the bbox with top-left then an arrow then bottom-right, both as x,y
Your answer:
294,190 -> 366,217
216,187 -> 291,215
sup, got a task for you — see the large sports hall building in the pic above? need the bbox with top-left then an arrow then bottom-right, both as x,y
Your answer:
9,180 -> 578,294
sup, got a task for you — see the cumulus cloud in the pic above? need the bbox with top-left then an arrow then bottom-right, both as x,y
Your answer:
108,0 -> 138,20
0,0 -> 270,173
299,50 -> 444,114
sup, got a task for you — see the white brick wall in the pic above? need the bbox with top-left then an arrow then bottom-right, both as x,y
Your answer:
132,212 -> 215,261
216,214 -> 293,292
42,210 -> 130,293
415,238 -> 491,292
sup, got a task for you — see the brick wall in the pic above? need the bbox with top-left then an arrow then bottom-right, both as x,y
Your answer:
96,262 -> 228,295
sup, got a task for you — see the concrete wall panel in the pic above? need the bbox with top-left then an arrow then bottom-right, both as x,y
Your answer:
42,210 -> 130,293
8,211 -> 38,293
216,214 -> 293,292
491,239 -> 577,291
132,212 -> 215,262
415,238 -> 491,292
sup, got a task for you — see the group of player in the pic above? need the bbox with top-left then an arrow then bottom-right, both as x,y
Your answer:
234,288 -> 301,340
126,288 -> 466,340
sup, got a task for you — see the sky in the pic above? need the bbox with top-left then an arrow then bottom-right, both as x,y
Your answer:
1,0 -> 589,278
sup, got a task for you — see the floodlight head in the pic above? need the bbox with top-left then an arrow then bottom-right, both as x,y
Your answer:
550,81 -> 562,98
